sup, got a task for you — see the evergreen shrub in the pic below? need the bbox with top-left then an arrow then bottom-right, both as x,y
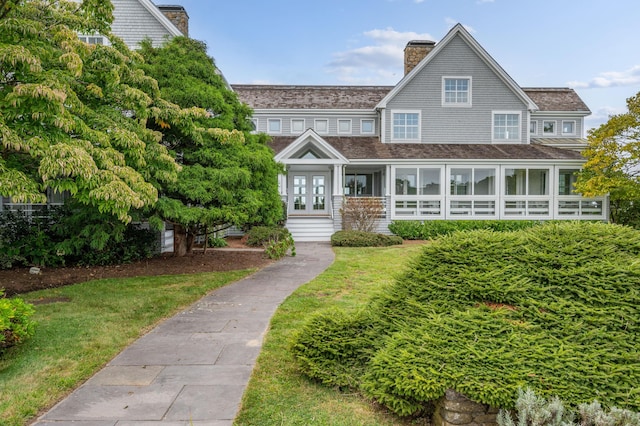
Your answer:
388,219 -> 543,240
292,222 -> 640,416
331,230 -> 403,247
246,226 -> 295,259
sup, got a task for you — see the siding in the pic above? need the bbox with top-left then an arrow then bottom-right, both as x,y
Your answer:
530,115 -> 585,139
384,34 -> 528,145
255,112 -> 379,137
111,0 -> 174,49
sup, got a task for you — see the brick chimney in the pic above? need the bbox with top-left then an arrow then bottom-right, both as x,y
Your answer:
158,5 -> 189,37
404,40 -> 436,75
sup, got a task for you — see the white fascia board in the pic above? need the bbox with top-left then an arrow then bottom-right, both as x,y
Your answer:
280,159 -> 348,165
531,111 -> 591,117
138,0 -> 183,37
347,158 -> 585,166
252,109 -> 377,116
274,129 -> 349,163
376,24 -> 538,112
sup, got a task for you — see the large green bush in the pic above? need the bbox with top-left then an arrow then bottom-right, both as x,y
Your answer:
0,207 -> 159,269
0,291 -> 36,351
331,230 -> 403,247
388,219 -> 543,240
245,225 -> 295,259
292,222 -> 640,416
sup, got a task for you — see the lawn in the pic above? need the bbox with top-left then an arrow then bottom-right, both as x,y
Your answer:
0,269 -> 253,426
234,243 -> 428,426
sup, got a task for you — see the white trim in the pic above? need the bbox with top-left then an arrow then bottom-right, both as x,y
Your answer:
530,120 -> 538,135
562,120 -> 576,136
361,118 -> 376,135
442,76 -> 472,107
314,119 -> 329,134
251,108 -> 376,116
137,0 -> 184,37
337,119 -> 352,135
274,129 -> 348,164
492,111 -> 522,143
391,109 -> 421,142
377,24 -> 538,112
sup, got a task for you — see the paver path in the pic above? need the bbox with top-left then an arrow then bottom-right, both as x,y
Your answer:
33,242 -> 335,426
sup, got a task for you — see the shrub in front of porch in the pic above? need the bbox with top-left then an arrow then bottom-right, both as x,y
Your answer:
331,231 -> 403,247
293,221 -> 640,416
388,219 -> 543,240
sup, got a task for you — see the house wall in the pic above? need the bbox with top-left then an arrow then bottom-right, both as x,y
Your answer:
111,0 -> 175,49
530,114 -> 585,138
384,35 -> 528,144
255,111 -> 379,137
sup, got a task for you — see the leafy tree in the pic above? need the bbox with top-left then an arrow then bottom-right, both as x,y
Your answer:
139,37 -> 283,255
0,0 -> 205,223
575,92 -> 640,224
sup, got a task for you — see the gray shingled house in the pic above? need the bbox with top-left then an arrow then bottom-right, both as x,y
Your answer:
233,24 -> 606,241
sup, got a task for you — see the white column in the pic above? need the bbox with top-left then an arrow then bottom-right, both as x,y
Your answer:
333,164 -> 343,195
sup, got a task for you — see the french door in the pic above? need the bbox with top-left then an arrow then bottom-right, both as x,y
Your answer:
290,173 -> 329,214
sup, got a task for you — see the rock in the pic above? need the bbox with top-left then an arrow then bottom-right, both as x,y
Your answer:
29,267 -> 41,275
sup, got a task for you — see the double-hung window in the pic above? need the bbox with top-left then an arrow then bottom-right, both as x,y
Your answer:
493,112 -> 521,142
392,111 -> 420,141
443,77 -> 471,106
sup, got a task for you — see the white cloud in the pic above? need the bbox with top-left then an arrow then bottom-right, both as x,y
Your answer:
584,106 -> 625,131
568,65 -> 640,89
326,28 -> 434,84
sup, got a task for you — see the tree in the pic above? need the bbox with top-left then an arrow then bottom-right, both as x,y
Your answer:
575,92 -> 640,224
0,0 -> 204,223
139,37 -> 283,255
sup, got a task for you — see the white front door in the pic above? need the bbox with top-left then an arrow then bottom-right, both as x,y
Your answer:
290,173 -> 329,215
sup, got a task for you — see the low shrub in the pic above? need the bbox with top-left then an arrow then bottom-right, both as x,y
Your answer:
0,291 -> 36,351
294,222 -> 640,416
246,226 -> 295,259
498,388 -> 640,426
331,230 -> 403,247
388,219 -> 543,240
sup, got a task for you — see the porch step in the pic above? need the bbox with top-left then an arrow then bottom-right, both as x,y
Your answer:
286,217 -> 335,242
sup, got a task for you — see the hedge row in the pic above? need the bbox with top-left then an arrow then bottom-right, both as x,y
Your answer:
331,230 -> 403,247
388,219 -> 544,240
292,222 -> 640,416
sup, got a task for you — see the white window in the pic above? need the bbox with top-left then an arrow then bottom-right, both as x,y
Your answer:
505,168 -> 549,196
78,34 -> 106,45
443,77 -> 471,106
558,169 -> 578,195
337,119 -> 352,134
450,168 -> 496,196
361,119 -> 375,134
250,118 -> 258,132
530,121 -> 537,135
392,111 -> 420,141
493,112 -> 521,141
268,119 -> 281,134
562,120 -> 575,135
543,120 -> 556,135
314,119 -> 328,134
291,119 -> 305,133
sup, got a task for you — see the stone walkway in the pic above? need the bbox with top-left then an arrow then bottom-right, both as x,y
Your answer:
33,242 -> 335,426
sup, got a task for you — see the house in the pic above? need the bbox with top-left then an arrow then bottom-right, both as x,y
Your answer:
232,24 -> 606,242
78,0 -> 188,48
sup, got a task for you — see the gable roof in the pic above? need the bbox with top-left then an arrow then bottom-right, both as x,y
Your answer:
269,136 -> 584,161
274,129 -> 348,164
376,23 -> 538,111
231,85 -> 392,110
135,0 -> 183,37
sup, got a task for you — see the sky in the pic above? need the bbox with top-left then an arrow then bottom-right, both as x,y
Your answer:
168,0 -> 640,132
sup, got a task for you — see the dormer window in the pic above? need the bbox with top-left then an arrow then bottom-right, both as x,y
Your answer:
268,119 -> 281,134
562,120 -> 575,135
443,77 -> 471,106
78,34 -> 107,45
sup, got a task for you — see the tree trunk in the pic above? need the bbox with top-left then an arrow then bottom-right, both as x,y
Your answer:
173,224 -> 188,257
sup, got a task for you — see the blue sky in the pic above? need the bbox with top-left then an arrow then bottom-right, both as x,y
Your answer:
170,0 -> 640,132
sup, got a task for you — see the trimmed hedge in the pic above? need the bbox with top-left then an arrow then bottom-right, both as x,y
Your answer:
292,222 -> 640,416
388,219 -> 544,240
331,230 -> 403,247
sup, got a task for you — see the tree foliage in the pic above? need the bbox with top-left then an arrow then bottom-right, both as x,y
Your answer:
0,1 -> 206,223
138,37 -> 283,254
576,92 -> 640,223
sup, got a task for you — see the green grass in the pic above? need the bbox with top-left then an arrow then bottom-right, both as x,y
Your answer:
0,269 -> 253,426
234,243 -> 428,426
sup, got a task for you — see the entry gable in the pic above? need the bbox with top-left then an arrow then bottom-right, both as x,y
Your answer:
275,129 -> 348,164
377,23 -> 537,111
